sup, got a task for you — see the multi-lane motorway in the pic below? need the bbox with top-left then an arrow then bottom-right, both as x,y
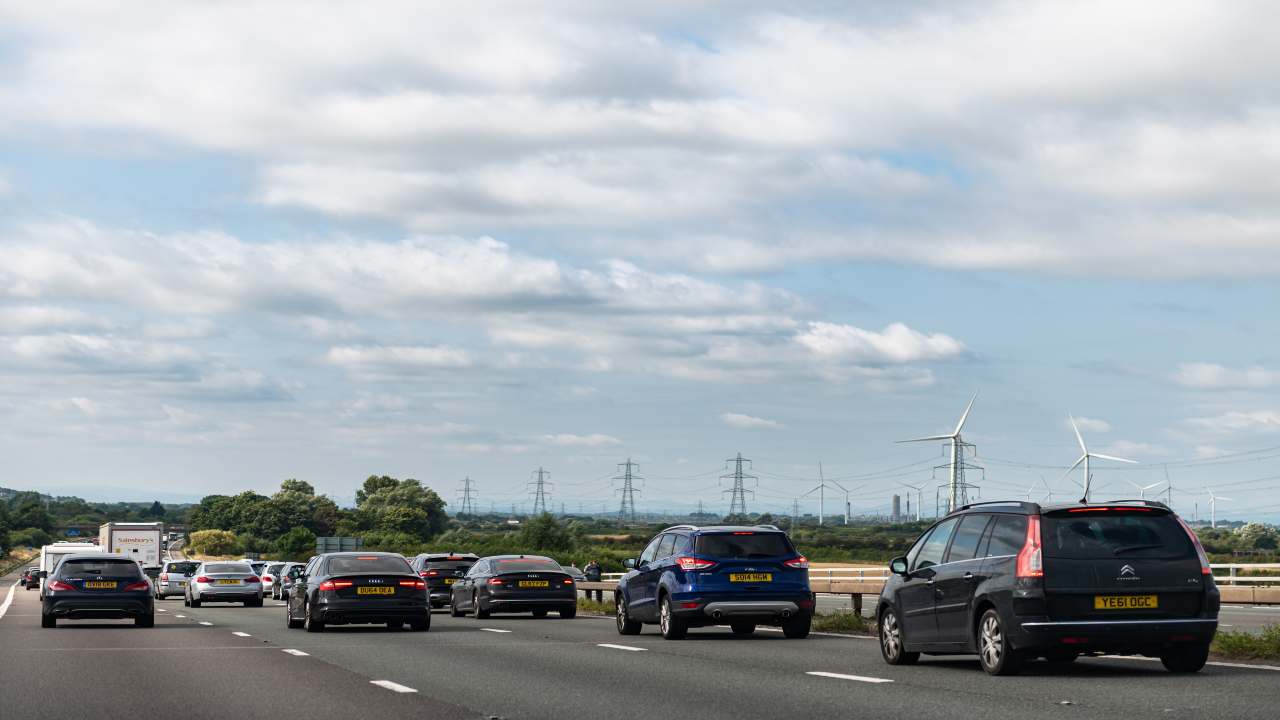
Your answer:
2,568 -> 1277,719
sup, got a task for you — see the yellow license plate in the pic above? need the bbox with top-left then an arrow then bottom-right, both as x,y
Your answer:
357,586 -> 395,595
728,573 -> 772,583
1094,594 -> 1158,610
215,579 -> 239,585
518,580 -> 549,588
444,578 -> 456,585
85,581 -> 117,589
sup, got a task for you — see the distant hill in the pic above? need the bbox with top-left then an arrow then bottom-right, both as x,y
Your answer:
0,484 -> 201,505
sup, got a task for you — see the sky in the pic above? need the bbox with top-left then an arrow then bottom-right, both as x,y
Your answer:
1,1 -> 1279,520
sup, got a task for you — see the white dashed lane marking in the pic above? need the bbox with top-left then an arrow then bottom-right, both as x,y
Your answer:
199,621 -> 213,626
175,614 -> 186,618
282,649 -> 310,656
370,680 -> 417,694
597,643 -> 646,652
806,671 -> 894,684
232,631 -> 251,637
480,628 -> 512,633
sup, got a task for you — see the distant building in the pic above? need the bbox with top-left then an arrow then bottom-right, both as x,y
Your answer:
892,494 -> 902,523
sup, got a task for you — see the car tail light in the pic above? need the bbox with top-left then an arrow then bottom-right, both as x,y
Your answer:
563,578 -> 574,584
680,601 -> 700,609
246,576 -> 260,584
784,556 -> 809,569
196,576 -> 212,583
732,531 -> 754,535
676,556 -> 716,571
1061,637 -> 1089,645
47,579 -> 76,591
399,579 -> 426,588
318,580 -> 353,591
1174,515 -> 1213,575
488,578 -> 505,586
262,575 -> 273,582
426,570 -> 439,577
799,598 -> 814,609
1016,515 -> 1043,579
160,573 -> 169,581
124,581 -> 150,592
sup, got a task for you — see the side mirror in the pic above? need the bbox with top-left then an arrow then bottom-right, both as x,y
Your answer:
622,558 -> 637,569
889,557 -> 909,576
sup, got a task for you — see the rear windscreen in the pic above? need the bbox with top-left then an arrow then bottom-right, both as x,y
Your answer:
1043,512 -> 1193,559
266,563 -> 285,574
59,560 -> 142,579
166,562 -> 199,574
326,555 -> 413,574
492,558 -> 562,573
205,563 -> 253,574
694,533 -> 792,559
426,561 -> 474,572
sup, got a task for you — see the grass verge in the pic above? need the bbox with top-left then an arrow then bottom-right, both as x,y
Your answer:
1,551 -> 38,578
1211,624 -> 1280,661
577,596 -> 615,615
811,610 -> 875,634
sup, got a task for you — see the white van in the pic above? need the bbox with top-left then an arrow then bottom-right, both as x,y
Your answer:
39,542 -> 103,591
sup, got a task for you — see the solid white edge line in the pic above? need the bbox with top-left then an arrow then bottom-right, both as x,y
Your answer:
807,671 -> 894,684
232,631 -> 251,637
282,649 -> 310,656
1093,655 -> 1280,672
597,643 -> 647,652
370,680 -> 418,694
0,580 -> 17,621
480,628 -> 512,633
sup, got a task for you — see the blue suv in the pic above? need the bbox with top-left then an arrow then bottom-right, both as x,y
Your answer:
614,524 -> 813,639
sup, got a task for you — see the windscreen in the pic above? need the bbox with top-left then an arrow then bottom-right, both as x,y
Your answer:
59,559 -> 143,579
204,563 -> 253,574
491,558 -> 562,573
326,555 -> 413,574
1043,511 -> 1193,559
694,533 -> 792,559
166,561 -> 199,574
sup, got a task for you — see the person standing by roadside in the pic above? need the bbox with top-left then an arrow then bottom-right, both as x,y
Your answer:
583,559 -> 603,602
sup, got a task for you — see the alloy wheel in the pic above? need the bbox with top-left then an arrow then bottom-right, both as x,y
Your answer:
881,611 -> 901,660
980,614 -> 1002,669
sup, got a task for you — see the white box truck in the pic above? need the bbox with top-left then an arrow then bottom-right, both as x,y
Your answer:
39,541 -> 103,591
99,522 -> 165,572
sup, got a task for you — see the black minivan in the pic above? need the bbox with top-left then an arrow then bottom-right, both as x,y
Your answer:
877,500 -> 1219,675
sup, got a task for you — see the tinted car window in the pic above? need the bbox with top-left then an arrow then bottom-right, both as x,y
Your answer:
655,534 -> 676,560
205,563 -> 253,574
1043,512 -> 1193,559
694,532 -> 792,558
426,561 -> 474,573
59,559 -> 143,579
326,555 -> 413,574
671,534 -> 692,556
913,517 -> 959,570
266,563 -> 285,574
946,514 -> 992,563
986,515 -> 1027,556
639,536 -> 663,564
491,558 -> 562,573
165,561 -> 199,574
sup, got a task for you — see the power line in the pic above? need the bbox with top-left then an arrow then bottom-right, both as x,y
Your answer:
456,476 -> 478,517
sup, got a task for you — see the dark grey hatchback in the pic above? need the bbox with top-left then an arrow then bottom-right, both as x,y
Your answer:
876,500 -> 1219,675
40,554 -> 155,628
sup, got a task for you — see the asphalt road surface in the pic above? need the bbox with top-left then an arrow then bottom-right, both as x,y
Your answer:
3,568 -> 1277,720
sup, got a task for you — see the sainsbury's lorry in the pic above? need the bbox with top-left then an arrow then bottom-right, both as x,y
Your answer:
99,522 -> 165,572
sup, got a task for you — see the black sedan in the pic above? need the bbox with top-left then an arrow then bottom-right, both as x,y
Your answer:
286,552 -> 430,632
20,567 -> 38,589
40,554 -> 154,628
450,555 -> 577,619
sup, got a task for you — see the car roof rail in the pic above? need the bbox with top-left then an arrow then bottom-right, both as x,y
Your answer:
662,524 -> 699,532
754,524 -> 781,531
1087,499 -> 1173,511
953,500 -> 1041,513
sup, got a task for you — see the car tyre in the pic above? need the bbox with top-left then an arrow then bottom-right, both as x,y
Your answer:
616,593 -> 642,635
658,594 -> 687,640
560,606 -> 577,619
387,620 -> 404,630
449,600 -> 465,617
977,609 -> 1023,676
247,598 -> 263,607
879,607 -> 919,665
190,596 -> 201,608
532,609 -> 548,618
304,602 -> 325,633
183,594 -> 190,607
1161,643 -> 1210,674
286,605 -> 304,629
731,622 -> 756,636
410,616 -> 431,632
472,592 -> 490,619
41,613 -> 56,629
136,613 -> 155,628
782,613 -> 810,639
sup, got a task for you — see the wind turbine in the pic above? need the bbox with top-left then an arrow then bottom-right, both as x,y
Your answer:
1126,479 -> 1164,500
897,482 -> 924,521
1025,475 -> 1054,503
1063,415 -> 1137,502
1206,489 -> 1233,528
900,392 -> 978,514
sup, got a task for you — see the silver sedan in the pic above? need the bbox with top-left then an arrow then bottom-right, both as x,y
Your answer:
184,562 -> 264,607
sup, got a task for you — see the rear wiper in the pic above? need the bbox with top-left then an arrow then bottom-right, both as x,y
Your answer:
1113,544 -> 1165,555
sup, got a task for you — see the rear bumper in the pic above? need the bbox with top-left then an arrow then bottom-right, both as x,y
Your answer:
44,598 -> 152,618
669,591 -> 813,627
156,582 -> 188,597
195,590 -> 261,602
314,598 -> 429,625
1016,618 -> 1218,652
703,601 -> 801,619
485,598 -> 576,614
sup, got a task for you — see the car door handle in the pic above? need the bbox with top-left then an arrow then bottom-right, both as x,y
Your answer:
925,579 -> 935,586
963,572 -> 975,582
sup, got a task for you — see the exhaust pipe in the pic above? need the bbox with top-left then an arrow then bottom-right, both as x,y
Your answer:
780,610 -> 792,619
711,610 -> 723,620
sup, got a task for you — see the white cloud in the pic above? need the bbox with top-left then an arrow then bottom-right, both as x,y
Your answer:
794,322 -> 966,364
1172,362 -> 1280,389
1186,410 -> 1280,435
0,332 -> 199,373
1070,416 -> 1112,433
323,345 -> 473,375
0,304 -> 108,333
541,433 -> 622,448
720,412 -> 783,430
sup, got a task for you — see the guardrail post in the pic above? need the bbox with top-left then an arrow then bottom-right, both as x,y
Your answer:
851,593 -> 862,615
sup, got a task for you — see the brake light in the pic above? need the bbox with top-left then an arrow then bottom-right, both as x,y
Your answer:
262,575 -> 273,582
680,601 -> 700,609
1068,506 -> 1151,513
47,579 -> 76,591
1016,515 -> 1044,579
399,579 -> 426,588
784,556 -> 809,569
1175,515 -> 1213,575
563,578 -> 574,584
419,571 -> 430,577
676,556 -> 716,571
160,573 -> 169,581
124,581 -> 150,592
426,570 -> 439,577
488,578 -> 504,586
196,576 -> 212,583
246,576 -> 260,584
318,580 -> 353,591
732,531 -> 754,535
